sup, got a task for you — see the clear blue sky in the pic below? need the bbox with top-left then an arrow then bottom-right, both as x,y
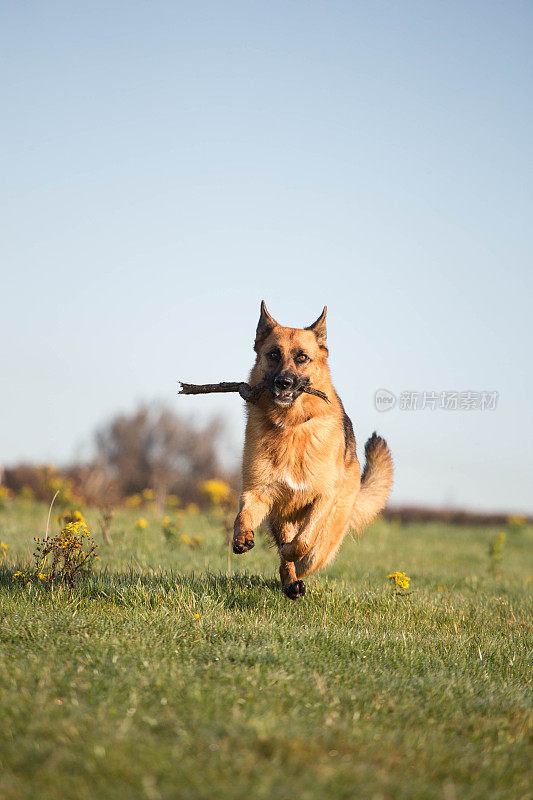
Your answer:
2,1 -> 532,511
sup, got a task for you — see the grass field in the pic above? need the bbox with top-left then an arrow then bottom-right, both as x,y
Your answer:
1,501 -> 531,800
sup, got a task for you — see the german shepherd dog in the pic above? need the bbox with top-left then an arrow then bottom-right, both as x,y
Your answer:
232,302 -> 393,599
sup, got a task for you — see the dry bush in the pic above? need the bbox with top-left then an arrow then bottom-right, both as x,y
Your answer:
95,403 -> 232,508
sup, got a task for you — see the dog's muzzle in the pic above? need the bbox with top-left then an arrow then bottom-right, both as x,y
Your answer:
270,372 -> 303,407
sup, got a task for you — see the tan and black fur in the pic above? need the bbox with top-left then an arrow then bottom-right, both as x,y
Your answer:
233,302 -> 393,599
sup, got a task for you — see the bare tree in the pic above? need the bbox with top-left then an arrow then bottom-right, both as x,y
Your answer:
95,404 -> 224,507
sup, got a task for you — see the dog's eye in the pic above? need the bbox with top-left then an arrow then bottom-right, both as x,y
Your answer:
295,353 -> 309,364
268,349 -> 281,361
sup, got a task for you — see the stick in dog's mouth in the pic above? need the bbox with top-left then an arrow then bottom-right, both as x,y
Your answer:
271,377 -> 329,405
178,380 -> 329,405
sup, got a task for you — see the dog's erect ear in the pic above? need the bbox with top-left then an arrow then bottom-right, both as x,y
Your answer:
306,306 -> 327,349
254,300 -> 278,352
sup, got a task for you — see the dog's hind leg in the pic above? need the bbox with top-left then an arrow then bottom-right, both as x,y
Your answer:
294,531 -> 344,578
279,559 -> 306,600
294,492 -> 355,578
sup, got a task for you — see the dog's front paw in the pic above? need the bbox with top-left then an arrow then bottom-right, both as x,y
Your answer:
232,525 -> 255,554
282,580 -> 306,600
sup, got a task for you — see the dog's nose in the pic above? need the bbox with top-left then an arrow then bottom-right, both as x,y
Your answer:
274,374 -> 296,391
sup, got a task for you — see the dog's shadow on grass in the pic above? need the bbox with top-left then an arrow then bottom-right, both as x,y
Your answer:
0,565 -> 282,610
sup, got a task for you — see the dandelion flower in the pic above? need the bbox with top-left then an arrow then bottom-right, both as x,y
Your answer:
136,518 -> 148,530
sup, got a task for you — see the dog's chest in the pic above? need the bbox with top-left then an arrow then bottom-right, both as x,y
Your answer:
270,427 -> 324,495
277,468 -> 310,494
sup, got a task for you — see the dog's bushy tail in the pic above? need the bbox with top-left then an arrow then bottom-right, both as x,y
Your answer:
351,432 -> 393,533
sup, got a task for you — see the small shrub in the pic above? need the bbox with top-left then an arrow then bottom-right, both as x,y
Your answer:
388,571 -> 411,593
13,520 -> 98,591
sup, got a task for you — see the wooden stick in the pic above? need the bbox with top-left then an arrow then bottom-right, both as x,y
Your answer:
179,381 -> 266,403
178,380 -> 329,404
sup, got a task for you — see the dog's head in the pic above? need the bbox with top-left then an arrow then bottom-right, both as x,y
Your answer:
252,301 -> 329,409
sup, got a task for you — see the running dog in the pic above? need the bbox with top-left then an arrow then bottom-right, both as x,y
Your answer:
233,302 -> 393,599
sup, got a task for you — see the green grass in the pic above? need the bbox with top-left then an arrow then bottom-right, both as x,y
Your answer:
1,501 -> 531,800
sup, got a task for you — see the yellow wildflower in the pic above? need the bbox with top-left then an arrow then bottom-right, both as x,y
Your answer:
388,571 -> 411,590
0,542 -> 9,550
136,518 -> 148,530
199,479 -> 232,506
